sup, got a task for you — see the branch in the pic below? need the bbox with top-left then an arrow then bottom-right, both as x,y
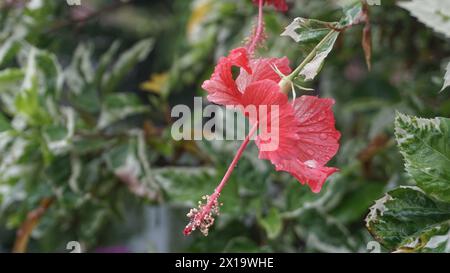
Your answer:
12,198 -> 54,253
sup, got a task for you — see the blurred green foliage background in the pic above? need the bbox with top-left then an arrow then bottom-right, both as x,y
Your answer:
0,0 -> 449,253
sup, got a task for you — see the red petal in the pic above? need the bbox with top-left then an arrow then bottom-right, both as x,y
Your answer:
240,79 -> 288,107
291,96 -> 341,166
253,0 -> 289,11
253,95 -> 340,193
274,159 -> 339,193
202,47 -> 252,106
236,57 -> 291,92
240,80 -> 300,161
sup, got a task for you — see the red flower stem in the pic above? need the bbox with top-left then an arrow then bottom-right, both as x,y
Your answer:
194,122 -> 258,222
216,122 -> 258,194
248,0 -> 264,54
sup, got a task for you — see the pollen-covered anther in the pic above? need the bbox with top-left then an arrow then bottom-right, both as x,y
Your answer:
183,194 -> 221,236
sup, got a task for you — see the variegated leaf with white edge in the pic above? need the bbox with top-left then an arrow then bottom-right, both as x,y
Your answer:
366,187 -> 450,252
395,112 -> 450,202
442,62 -> 450,92
398,0 -> 450,38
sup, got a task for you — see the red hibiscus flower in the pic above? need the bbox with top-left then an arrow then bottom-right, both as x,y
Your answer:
183,0 -> 339,236
203,47 -> 340,193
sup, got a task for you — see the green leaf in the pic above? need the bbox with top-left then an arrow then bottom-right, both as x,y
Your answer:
15,87 -> 51,126
102,39 -> 154,94
297,208 -> 361,252
43,107 -> 75,155
97,93 -> 149,129
15,49 -> 52,126
398,0 -> 450,38
0,112 -> 12,132
35,50 -> 63,98
155,167 -> 215,205
71,85 -> 101,114
258,208 -> 282,239
0,38 -> 21,67
281,18 -> 336,44
44,125 -> 68,142
95,41 -> 121,89
281,2 -> 364,81
298,31 -> 339,81
65,43 -> 94,95
366,187 -> 450,252
281,1 -> 362,43
10,48 -> 63,121
0,68 -> 24,89
73,138 -> 116,155
103,131 -> 160,200
21,47 -> 38,92
338,1 -> 363,27
395,112 -> 450,202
